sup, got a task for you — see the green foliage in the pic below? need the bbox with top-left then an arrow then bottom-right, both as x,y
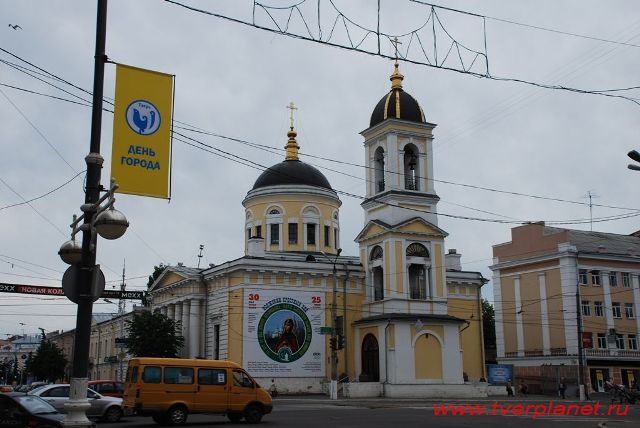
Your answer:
28,332 -> 68,383
143,264 -> 166,306
482,298 -> 496,350
125,311 -> 184,357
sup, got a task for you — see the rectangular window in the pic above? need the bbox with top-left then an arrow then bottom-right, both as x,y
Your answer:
616,334 -> 625,349
625,303 -> 635,319
629,335 -> 638,350
609,271 -> 618,287
594,301 -> 604,317
622,272 -> 631,288
142,366 -> 161,384
324,225 -> 330,247
164,367 -> 194,384
581,300 -> 591,317
255,225 -> 262,238
198,368 -> 227,385
591,270 -> 601,286
612,303 -> 622,319
597,333 -> 607,349
270,223 -> 279,245
306,223 -> 316,245
334,228 -> 338,249
126,366 -> 138,383
579,269 -> 588,285
288,223 -> 298,244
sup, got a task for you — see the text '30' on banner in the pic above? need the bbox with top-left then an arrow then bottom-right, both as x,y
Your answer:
111,64 -> 174,199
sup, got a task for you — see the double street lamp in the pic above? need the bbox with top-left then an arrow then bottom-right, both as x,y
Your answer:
628,150 -> 640,171
320,249 -> 341,400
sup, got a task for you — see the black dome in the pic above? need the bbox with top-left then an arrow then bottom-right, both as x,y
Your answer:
370,88 -> 425,127
252,160 -> 332,190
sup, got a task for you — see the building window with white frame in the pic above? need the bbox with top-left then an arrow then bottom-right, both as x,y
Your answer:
270,223 -> 279,245
324,225 -> 330,247
288,223 -> 298,244
612,302 -> 622,318
616,334 -> 625,349
622,272 -> 631,288
579,269 -> 588,285
629,335 -> 638,350
609,271 -> 618,287
594,301 -> 604,317
591,270 -> 601,286
625,303 -> 635,319
306,223 -> 316,245
597,333 -> 607,349
581,300 -> 591,316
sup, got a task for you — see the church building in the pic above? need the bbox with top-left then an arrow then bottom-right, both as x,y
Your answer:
148,61 -> 488,397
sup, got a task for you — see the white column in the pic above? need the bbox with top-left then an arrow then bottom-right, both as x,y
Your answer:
182,300 -> 191,358
189,299 -> 202,358
559,250 -> 579,355
174,303 -> 183,331
167,304 -> 175,321
492,266 -> 505,358
632,274 -> 640,340
161,306 -> 167,317
514,276 -> 524,357
539,273 -> 551,355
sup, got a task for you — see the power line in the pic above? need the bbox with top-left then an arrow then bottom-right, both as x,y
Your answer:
0,170 -> 85,212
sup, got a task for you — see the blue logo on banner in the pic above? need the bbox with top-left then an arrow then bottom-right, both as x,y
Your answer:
126,100 -> 161,135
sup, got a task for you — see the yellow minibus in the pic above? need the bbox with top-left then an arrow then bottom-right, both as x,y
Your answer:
123,358 -> 272,425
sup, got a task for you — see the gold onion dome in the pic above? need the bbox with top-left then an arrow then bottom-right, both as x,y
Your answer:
370,62 -> 426,127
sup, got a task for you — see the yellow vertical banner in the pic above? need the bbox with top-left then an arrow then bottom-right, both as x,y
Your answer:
111,64 -> 174,198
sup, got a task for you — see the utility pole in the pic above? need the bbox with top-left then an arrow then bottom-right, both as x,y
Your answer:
321,249 -> 341,400
118,261 -> 126,382
575,268 -> 586,401
65,1 -> 108,426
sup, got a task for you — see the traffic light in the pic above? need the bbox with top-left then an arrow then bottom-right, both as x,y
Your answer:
329,337 -> 337,351
337,335 -> 344,350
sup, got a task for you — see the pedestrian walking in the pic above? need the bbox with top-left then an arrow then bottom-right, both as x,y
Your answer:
558,380 -> 566,399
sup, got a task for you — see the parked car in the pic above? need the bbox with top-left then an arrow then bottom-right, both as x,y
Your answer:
88,380 -> 124,398
0,385 -> 13,392
0,391 -> 66,428
29,384 -> 123,422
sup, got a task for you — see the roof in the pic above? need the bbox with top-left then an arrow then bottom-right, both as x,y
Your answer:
252,160 -> 332,190
354,313 -> 466,325
369,63 -> 425,128
555,227 -> 640,255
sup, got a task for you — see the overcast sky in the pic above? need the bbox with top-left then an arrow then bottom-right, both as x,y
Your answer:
1,0 -> 639,338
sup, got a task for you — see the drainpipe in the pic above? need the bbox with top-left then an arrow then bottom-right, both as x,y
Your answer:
383,319 -> 391,396
342,263 -> 350,381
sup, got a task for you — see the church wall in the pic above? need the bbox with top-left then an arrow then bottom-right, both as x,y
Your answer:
414,333 -> 442,379
206,278 -> 230,360
448,297 -> 484,380
395,240 -> 404,295
227,287 -> 244,363
384,240 -> 392,295
434,243 -> 444,297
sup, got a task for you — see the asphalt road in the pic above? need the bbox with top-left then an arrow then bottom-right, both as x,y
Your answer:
95,397 -> 640,428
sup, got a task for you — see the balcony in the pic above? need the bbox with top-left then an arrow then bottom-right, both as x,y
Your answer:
584,348 -> 640,359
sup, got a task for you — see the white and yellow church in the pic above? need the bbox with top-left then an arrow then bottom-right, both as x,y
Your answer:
148,62 -> 488,397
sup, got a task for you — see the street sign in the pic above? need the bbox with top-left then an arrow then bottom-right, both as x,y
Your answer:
320,327 -> 332,335
62,265 -> 105,304
0,282 -> 144,300
115,338 -> 128,348
104,356 -> 118,363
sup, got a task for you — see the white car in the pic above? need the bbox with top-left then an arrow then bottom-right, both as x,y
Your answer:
28,384 -> 123,422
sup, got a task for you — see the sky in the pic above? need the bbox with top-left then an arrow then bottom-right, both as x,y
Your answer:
1,0 -> 640,338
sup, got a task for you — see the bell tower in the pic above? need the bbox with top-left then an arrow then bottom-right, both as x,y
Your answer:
355,61 -> 448,313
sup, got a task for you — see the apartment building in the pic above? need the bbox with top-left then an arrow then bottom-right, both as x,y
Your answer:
491,222 -> 640,393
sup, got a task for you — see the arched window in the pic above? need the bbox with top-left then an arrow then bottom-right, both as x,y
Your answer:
370,245 -> 383,261
268,208 -> 280,215
373,266 -> 384,301
406,243 -> 429,257
403,145 -> 419,191
374,147 -> 385,192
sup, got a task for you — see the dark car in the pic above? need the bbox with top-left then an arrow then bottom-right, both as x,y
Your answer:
0,392 -> 65,428
88,380 -> 124,398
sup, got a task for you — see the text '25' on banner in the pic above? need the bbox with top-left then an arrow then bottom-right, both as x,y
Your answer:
111,64 -> 174,199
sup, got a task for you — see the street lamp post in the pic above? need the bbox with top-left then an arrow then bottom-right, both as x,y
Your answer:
321,249 -> 341,400
56,2 -> 128,426
628,150 -> 640,171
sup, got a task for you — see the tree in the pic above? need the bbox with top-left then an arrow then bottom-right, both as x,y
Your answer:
28,332 -> 67,382
482,298 -> 496,356
143,264 -> 166,306
126,311 -> 184,357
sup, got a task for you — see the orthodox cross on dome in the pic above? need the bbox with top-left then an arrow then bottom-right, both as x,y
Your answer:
285,101 -> 300,161
391,37 -> 402,64
287,101 -> 298,129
